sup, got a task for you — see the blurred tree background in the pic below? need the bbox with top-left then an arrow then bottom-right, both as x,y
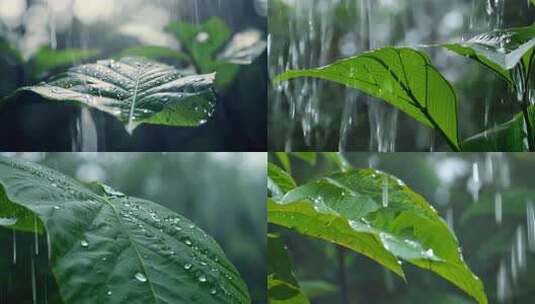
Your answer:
269,0 -> 535,151
0,0 -> 267,151
0,152 -> 267,303
269,152 -> 535,303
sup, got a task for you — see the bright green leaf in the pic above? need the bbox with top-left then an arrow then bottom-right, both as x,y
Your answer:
274,47 -> 460,150
2,56 -> 216,133
268,163 -> 297,199
269,169 -> 487,304
268,234 -> 309,304
0,156 -> 250,304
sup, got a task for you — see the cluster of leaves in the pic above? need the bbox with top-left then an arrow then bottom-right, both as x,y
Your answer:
0,17 -> 266,133
0,155 -> 250,304
275,25 -> 535,152
267,153 -> 488,304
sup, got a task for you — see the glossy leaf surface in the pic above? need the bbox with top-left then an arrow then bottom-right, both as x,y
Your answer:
0,156 -> 249,304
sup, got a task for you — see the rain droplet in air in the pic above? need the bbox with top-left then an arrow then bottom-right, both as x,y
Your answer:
81,240 -> 89,248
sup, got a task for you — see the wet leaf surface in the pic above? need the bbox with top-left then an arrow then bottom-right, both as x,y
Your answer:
274,47 -> 459,150
268,166 -> 487,304
0,156 -> 250,304
3,56 -> 216,133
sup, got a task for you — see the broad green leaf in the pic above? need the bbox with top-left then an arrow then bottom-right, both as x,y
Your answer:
0,156 -> 250,304
268,163 -> 297,200
444,26 -> 535,85
116,46 -> 190,63
268,169 -> 487,304
32,47 -> 101,79
2,56 -> 216,133
274,47 -> 460,150
461,105 -> 535,151
268,234 -> 309,304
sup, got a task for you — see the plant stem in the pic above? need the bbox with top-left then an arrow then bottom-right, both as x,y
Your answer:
337,246 -> 350,304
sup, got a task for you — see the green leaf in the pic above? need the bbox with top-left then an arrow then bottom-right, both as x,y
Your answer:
268,169 -> 487,304
323,152 -> 352,172
290,153 -> 317,166
0,156 -> 250,304
32,47 -> 101,79
444,26 -> 535,85
275,153 -> 291,172
116,46 -> 190,63
268,163 -> 297,200
268,234 -> 309,304
165,18 -> 265,88
166,17 -> 232,74
3,56 -> 216,133
274,47 -> 459,150
461,105 -> 535,151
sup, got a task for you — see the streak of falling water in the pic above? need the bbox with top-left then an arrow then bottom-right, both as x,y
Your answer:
446,207 -> 454,230
12,231 -> 16,264
497,259 -> 510,303
47,1 -> 57,50
361,0 -> 398,152
34,215 -> 39,256
31,252 -> 37,304
527,201 -> 535,252
468,162 -> 482,202
495,192 -> 502,225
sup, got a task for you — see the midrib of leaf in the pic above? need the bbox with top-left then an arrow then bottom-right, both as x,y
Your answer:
100,195 -> 161,304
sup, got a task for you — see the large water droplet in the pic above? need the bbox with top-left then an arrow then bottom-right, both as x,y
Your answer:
198,275 -> 207,283
184,263 -> 193,270
81,240 -> 89,248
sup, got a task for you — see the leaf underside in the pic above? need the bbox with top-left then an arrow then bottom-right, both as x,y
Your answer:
3,56 -> 217,132
444,25 -> 535,84
274,47 -> 459,149
268,167 -> 487,304
0,156 -> 250,304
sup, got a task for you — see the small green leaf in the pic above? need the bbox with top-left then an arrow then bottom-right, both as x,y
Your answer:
299,280 -> 337,299
2,56 -> 216,133
461,105 -> 535,151
268,163 -> 297,199
269,169 -> 487,304
275,153 -> 291,172
274,47 -> 459,150
268,234 -> 309,304
444,25 -> 535,85
32,47 -> 101,79
0,156 -> 250,304
116,46 -> 190,63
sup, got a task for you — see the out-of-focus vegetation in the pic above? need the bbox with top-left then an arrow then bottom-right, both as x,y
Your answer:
0,152 -> 267,304
268,152 -> 535,304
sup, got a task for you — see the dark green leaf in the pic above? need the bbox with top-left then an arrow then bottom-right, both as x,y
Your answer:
0,156 -> 250,304
274,47 -> 459,150
268,234 -> 309,304
116,46 -> 190,63
323,153 -> 352,172
32,47 -> 101,79
3,56 -> 216,133
269,169 -> 487,304
0,37 -> 23,64
291,153 -> 317,166
461,105 -> 535,151
461,190 -> 535,223
444,26 -> 535,85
